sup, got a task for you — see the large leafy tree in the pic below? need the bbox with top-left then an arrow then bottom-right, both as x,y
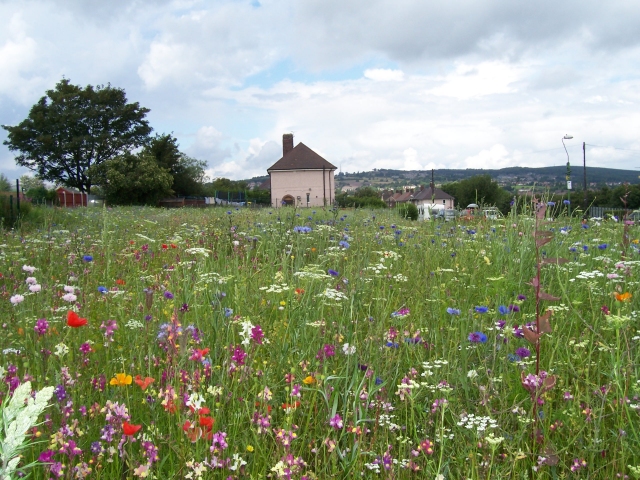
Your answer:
89,152 -> 173,206
2,78 -> 152,194
442,174 -> 512,213
145,134 -> 207,196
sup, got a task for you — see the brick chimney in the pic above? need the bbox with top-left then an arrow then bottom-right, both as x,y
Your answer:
283,133 -> 294,156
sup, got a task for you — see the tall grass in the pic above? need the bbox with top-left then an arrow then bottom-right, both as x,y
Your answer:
0,204 -> 638,479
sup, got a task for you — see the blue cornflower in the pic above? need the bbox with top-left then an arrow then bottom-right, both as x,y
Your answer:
163,291 -> 174,300
475,306 -> 488,314
498,305 -> 509,315
598,244 -> 608,250
563,200 -> 570,205
82,255 -> 93,262
224,307 -> 234,317
339,240 -> 350,249
375,377 -> 383,385
583,245 -> 589,251
98,286 -> 108,294
447,307 -> 460,315
328,269 -> 339,277
547,201 -> 556,206
385,342 -> 399,348
468,331 -> 488,343
293,226 -> 312,233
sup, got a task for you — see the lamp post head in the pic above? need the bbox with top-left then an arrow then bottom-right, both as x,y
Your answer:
563,134 -> 573,140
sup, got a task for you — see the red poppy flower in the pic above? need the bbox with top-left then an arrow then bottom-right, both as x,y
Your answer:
199,416 -> 214,429
197,407 -> 210,416
255,401 -> 272,413
122,421 -> 142,436
281,401 -> 301,410
170,244 -> 177,249
67,311 -> 87,328
162,244 -> 168,250
116,279 -> 126,286
134,375 -> 154,391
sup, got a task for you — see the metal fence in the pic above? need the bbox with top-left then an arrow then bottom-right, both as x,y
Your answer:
589,206 -> 633,218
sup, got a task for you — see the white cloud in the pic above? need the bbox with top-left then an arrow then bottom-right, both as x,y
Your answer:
463,144 -> 512,169
364,69 -> 404,81
3,0 -> 640,181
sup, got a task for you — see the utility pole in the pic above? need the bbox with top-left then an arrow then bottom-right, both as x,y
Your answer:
563,135 -> 573,216
583,142 -> 587,217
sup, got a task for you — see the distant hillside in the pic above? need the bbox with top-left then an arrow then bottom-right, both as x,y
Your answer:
243,166 -> 639,190
332,166 -> 639,191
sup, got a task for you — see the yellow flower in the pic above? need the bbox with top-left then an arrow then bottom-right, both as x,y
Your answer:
302,375 -> 317,385
280,300 -> 286,306
246,445 -> 254,452
110,373 -> 132,386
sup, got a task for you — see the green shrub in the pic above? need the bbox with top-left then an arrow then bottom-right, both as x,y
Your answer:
0,194 -> 32,229
398,202 -> 419,220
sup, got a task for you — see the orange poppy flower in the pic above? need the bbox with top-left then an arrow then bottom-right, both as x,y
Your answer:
115,279 -> 126,286
67,311 -> 87,328
122,421 -> 142,436
134,375 -> 154,391
281,401 -> 301,410
615,292 -> 632,302
295,288 -> 305,296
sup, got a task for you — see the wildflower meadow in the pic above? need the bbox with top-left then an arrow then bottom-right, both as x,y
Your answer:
1,202 -> 639,479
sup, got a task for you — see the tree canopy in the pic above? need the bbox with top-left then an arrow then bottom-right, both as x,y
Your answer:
145,134 -> 207,197
0,173 -> 11,192
89,152 -> 173,206
441,174 -> 512,213
2,78 -> 152,194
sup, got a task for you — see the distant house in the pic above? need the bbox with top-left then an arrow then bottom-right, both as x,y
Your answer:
410,184 -> 455,209
56,187 -> 88,207
267,134 -> 337,208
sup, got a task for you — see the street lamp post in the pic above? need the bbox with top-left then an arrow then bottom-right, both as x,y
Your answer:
563,134 -> 573,216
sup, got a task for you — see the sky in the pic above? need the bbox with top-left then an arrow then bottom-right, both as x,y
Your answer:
2,0 -> 640,182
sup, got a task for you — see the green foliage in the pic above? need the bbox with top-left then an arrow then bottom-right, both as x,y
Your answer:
246,188 -> 270,205
397,202 -> 419,220
144,134 -> 207,196
19,174 -> 44,192
0,194 -> 32,228
335,189 -> 386,208
0,173 -> 11,192
442,174 -> 512,213
89,152 -> 173,205
2,78 -> 152,194
25,186 -> 57,204
202,178 -> 251,202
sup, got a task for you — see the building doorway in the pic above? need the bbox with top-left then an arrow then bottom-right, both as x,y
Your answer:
281,195 -> 295,206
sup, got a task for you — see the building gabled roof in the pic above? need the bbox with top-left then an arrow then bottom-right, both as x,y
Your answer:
267,143 -> 337,172
412,186 -> 455,201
